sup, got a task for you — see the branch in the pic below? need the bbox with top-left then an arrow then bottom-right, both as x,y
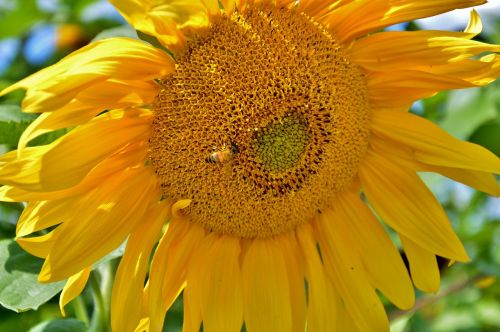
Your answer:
389,273 -> 486,321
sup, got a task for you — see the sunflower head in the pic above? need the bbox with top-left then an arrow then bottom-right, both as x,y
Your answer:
0,0 -> 499,332
149,3 -> 371,237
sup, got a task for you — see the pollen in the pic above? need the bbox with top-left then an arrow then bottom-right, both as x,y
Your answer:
148,4 -> 371,238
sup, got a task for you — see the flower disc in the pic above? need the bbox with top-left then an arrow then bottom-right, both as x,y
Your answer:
149,4 -> 371,238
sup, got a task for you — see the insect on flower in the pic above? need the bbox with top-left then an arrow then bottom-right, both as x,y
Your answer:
205,141 -> 239,164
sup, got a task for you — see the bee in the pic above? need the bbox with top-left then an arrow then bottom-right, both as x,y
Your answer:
206,141 -> 239,164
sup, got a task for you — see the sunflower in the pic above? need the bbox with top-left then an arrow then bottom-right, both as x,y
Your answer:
1,0 -> 500,331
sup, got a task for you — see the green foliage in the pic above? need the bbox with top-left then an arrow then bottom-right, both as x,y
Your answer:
92,25 -> 138,41
470,121 -> 500,157
28,319 -> 88,332
440,85 -> 498,140
0,105 -> 68,148
0,239 -> 65,312
0,105 -> 33,148
0,120 -> 32,147
0,1 -> 499,331
0,0 -> 42,39
0,104 -> 35,149
0,202 -> 22,239
0,105 -> 35,122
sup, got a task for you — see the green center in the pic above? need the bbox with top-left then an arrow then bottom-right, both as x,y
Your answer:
252,113 -> 310,172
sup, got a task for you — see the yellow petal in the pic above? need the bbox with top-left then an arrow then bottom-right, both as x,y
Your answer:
1,38 -> 173,114
420,53 -> 500,86
0,109 -> 152,192
184,233 -> 218,332
134,318 -> 150,332
367,70 -> 477,111
464,9 -> 483,36
59,267 -> 91,316
148,220 -> 187,332
183,285 -> 202,332
39,166 -> 160,282
172,199 -> 192,218
298,0 -> 346,17
109,0 -> 211,52
0,142 -> 147,203
275,0 -> 297,7
148,219 -> 204,332
202,237 -> 244,332
186,234 -> 244,332
279,234 -> 307,332
17,229 -> 59,259
371,110 -> 500,174
202,0 -> 220,16
17,79 -> 157,153
111,201 -> 169,332
369,135 -> 500,196
315,211 -> 389,332
220,0 -> 236,14
296,223 -> 336,332
322,0 -> 485,44
336,296 -> 360,332
16,199 -> 77,238
350,13 -> 498,72
242,238 -> 292,332
400,235 -> 440,293
137,284 -> 151,330
336,190 -> 415,310
425,165 -> 500,197
170,222 -> 203,332
359,150 -> 469,262
475,276 -> 496,289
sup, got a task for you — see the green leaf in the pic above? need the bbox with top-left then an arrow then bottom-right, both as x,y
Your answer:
477,258 -> 500,277
0,202 -> 23,240
0,0 -> 44,39
469,121 -> 500,157
0,105 -> 36,122
28,319 -> 88,332
403,313 -> 431,332
440,87 -> 497,140
0,239 -> 65,312
0,105 -> 71,147
0,202 -> 23,225
0,105 -> 35,147
0,120 -> 31,147
61,0 -> 101,16
0,122 -> 70,148
91,25 -> 138,42
421,91 -> 449,122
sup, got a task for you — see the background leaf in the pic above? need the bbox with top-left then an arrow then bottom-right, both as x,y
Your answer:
469,121 -> 500,156
28,319 -> 87,332
440,86 -> 498,139
0,0 -> 44,39
0,105 -> 35,122
91,25 -> 138,42
0,239 -> 65,312
0,105 -> 34,147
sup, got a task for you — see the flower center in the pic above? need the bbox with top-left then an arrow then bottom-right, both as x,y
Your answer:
252,112 -> 310,173
149,4 -> 371,238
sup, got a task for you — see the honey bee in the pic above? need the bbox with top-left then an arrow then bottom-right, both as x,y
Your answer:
206,141 -> 239,164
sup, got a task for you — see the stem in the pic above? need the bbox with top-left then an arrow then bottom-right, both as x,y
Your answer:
389,273 -> 486,321
72,296 -> 90,326
101,258 -> 120,312
89,272 -> 109,332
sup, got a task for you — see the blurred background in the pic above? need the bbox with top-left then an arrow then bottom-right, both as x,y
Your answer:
0,0 -> 499,331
